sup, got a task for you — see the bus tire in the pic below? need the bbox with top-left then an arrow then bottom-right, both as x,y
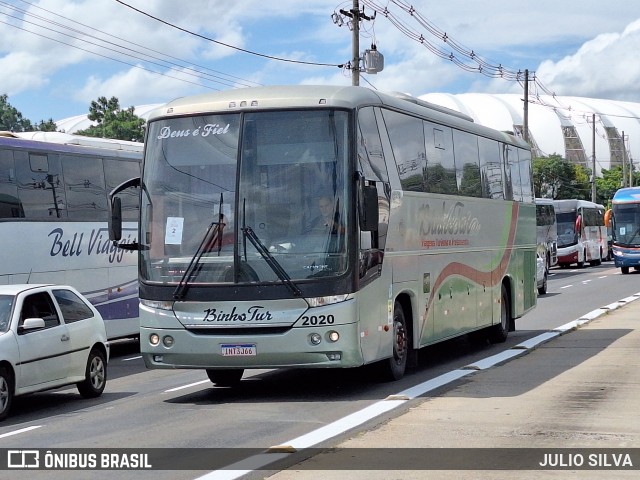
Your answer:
206,369 -> 244,387
77,348 -> 107,398
490,285 -> 510,343
378,302 -> 409,381
0,366 -> 14,422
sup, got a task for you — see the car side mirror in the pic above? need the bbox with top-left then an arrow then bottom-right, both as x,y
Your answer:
19,318 -> 46,332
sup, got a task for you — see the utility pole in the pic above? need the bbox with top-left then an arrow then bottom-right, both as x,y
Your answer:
523,69 -> 529,145
351,0 -> 360,86
334,1 -> 380,86
627,135 -> 633,187
591,113 -> 596,203
622,131 -> 627,188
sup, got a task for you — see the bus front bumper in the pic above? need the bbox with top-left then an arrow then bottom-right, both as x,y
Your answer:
140,322 -> 365,370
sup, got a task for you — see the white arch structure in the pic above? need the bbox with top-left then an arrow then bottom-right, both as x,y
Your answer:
420,93 -> 640,177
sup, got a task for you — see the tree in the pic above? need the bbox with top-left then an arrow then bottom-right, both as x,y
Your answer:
532,154 -> 591,200
75,96 -> 144,142
0,94 -> 33,131
0,94 -> 58,132
595,167 -> 623,207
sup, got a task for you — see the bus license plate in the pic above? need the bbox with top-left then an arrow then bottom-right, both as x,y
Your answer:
221,344 -> 256,357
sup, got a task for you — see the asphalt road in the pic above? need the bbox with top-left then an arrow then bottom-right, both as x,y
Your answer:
1,260 -> 638,480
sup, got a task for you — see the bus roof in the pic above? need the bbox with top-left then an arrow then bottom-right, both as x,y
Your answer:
553,199 -> 605,212
612,187 -> 640,204
147,85 -> 529,148
0,132 -> 143,159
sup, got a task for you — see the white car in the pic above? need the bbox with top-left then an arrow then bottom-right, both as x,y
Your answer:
0,284 -> 109,421
536,252 -> 548,295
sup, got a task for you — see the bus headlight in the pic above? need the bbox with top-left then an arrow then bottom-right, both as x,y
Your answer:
141,299 -> 174,311
306,294 -> 352,307
309,333 -> 322,345
149,333 -> 160,345
327,331 -> 340,342
163,336 -> 174,347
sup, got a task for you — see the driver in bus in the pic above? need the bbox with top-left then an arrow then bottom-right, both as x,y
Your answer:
306,195 -> 345,235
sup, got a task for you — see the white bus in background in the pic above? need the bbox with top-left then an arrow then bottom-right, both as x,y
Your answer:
554,199 -> 607,268
535,198 -> 558,269
109,85 -> 537,384
0,131 -> 142,339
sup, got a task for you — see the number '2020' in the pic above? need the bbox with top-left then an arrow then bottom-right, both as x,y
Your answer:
301,314 -> 335,326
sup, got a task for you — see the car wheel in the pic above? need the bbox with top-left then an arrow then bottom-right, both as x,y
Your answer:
0,367 -> 13,421
77,348 -> 107,398
490,284 -> 510,343
622,266 -> 630,274
206,369 -> 244,387
538,269 -> 548,295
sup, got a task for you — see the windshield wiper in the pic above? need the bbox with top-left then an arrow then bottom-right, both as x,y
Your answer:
173,220 -> 224,299
242,226 -> 302,297
174,194 -> 226,300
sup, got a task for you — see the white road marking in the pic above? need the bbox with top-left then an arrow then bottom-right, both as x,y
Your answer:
0,425 -> 42,439
165,380 -> 210,392
194,291 -> 640,480
122,356 -> 142,362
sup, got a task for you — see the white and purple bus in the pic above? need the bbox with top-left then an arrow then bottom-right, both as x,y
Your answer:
0,132 -> 142,339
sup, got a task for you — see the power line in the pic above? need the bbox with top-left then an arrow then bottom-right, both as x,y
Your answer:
114,0 -> 345,68
360,0 -> 640,122
0,18 -> 215,91
3,0 -> 261,89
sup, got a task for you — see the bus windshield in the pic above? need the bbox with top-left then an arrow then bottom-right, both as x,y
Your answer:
141,109 -> 351,286
556,211 -> 578,248
612,203 -> 640,246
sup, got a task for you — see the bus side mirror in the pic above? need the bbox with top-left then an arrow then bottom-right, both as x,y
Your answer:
359,184 -> 379,232
604,209 -> 612,227
108,177 -> 141,251
108,196 -> 123,242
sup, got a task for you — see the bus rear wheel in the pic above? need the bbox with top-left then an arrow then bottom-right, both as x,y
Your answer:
490,285 -> 510,343
206,369 -> 244,387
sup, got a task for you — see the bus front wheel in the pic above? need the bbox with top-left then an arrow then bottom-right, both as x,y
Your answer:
206,369 -> 244,387
377,302 -> 409,381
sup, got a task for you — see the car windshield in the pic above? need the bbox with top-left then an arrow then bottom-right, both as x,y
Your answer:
0,295 -> 14,333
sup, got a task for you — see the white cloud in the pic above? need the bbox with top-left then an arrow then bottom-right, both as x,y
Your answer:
535,19 -> 640,101
3,0 -> 640,121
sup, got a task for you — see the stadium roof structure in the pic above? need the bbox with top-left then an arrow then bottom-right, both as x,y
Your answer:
55,93 -> 640,177
420,93 -> 640,177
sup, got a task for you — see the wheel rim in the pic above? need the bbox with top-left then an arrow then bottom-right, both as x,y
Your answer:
501,294 -> 508,330
0,377 -> 8,413
393,317 -> 407,365
89,356 -> 105,390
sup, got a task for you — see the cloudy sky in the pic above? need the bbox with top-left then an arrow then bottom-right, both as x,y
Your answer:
1,0 -> 640,124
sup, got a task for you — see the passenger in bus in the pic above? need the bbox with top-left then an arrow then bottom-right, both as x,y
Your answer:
306,196 -> 344,235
